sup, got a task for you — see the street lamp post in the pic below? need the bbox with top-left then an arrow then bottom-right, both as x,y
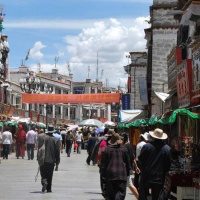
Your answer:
43,84 -> 52,127
19,72 -> 41,118
0,35 -> 9,79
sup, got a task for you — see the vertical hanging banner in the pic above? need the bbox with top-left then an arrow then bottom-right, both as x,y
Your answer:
138,77 -> 148,106
22,93 -> 121,104
192,39 -> 200,100
167,47 -> 182,90
121,94 -> 130,110
176,59 -> 192,107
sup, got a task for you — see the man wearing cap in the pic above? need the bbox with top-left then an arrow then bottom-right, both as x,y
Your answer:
138,128 -> 171,200
38,125 -> 60,193
101,133 -> 131,200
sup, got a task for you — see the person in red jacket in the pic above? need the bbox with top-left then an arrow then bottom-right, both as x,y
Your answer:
15,124 -> 26,159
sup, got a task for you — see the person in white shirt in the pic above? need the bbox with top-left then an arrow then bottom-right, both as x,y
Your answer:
53,129 -> 63,153
134,132 -> 150,190
2,127 -> 13,159
76,130 -> 84,154
60,128 -> 67,150
26,126 -> 37,160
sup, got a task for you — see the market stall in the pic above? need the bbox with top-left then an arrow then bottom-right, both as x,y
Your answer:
156,109 -> 200,199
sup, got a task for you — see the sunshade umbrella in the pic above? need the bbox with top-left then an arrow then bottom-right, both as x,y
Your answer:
67,125 -> 79,131
104,120 -> 116,126
36,122 -> 46,128
79,119 -> 103,128
95,128 -> 104,135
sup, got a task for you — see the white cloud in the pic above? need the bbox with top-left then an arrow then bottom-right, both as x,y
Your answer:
62,17 -> 149,88
5,17 -> 150,31
30,41 -> 46,61
27,17 -> 149,88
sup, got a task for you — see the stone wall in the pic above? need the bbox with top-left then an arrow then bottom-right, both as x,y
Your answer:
151,0 -> 179,115
130,66 -> 147,110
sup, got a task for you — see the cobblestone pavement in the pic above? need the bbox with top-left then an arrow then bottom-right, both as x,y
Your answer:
0,149 -> 138,200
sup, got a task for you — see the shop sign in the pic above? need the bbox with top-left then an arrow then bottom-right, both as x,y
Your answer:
167,47 -> 182,90
8,106 -> 15,117
121,94 -> 130,110
18,109 -> 25,118
30,110 -> 38,122
2,104 -> 10,116
192,40 -> 200,99
176,59 -> 192,108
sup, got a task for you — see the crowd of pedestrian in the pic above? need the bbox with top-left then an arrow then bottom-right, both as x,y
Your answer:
84,127 -> 171,200
0,123 -> 172,199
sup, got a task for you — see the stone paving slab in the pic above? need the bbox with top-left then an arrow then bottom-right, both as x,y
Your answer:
0,149 -> 137,200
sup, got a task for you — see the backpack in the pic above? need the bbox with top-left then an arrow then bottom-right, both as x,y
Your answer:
37,142 -> 45,166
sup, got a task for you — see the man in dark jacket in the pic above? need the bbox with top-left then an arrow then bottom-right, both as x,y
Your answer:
138,128 -> 171,200
38,125 -> 60,193
86,132 -> 98,165
101,133 -> 130,200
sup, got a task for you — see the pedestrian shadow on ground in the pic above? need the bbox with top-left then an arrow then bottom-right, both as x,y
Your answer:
30,191 -> 46,194
84,192 -> 102,195
84,191 -> 104,200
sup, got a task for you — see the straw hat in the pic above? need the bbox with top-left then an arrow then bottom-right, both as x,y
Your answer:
149,128 -> 167,140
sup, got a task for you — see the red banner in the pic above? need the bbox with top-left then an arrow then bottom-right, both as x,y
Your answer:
22,93 -> 121,104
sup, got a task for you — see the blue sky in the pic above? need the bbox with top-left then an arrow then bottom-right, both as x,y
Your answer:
2,0 -> 151,88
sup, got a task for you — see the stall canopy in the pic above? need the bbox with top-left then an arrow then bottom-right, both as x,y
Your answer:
149,108 -> 200,125
117,110 -> 146,128
119,109 -> 143,123
117,108 -> 200,128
